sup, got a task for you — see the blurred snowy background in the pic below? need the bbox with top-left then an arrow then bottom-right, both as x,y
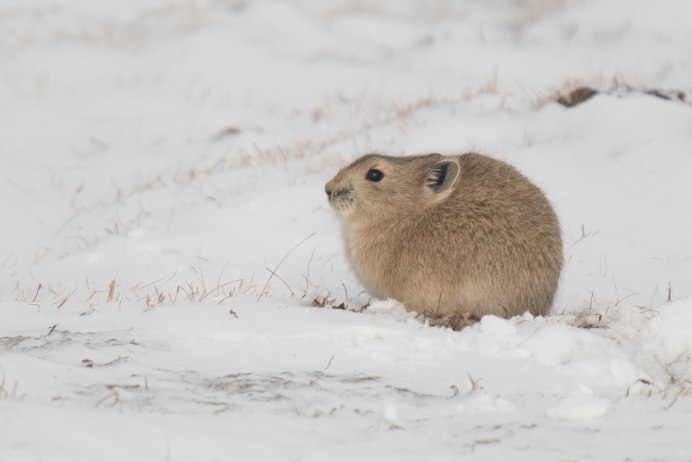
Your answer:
1,0 -> 692,460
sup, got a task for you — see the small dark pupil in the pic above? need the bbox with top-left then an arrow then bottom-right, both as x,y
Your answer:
367,169 -> 383,182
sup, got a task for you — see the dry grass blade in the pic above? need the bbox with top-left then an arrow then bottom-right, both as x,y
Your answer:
467,373 -> 482,393
32,283 -> 42,303
95,390 -> 122,409
54,289 -> 77,308
324,354 -> 335,370
215,262 -> 229,297
107,279 -> 116,302
263,267 -> 295,298
257,233 -> 315,301
0,376 -> 23,400
102,355 -> 130,367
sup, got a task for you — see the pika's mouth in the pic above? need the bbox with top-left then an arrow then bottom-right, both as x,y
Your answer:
326,187 -> 354,213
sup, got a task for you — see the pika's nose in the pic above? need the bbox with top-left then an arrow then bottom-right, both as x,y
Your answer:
325,181 -> 334,198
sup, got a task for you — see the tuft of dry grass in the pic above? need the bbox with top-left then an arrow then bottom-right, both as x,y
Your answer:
418,294 -> 479,331
11,267 -> 257,312
659,380 -> 692,409
0,374 -> 26,401
623,377 -> 692,409
421,309 -> 479,331
311,295 -> 336,308
309,288 -> 370,312
539,78 -> 689,109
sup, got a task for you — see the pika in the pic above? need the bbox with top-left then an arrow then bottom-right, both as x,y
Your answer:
325,153 -> 562,319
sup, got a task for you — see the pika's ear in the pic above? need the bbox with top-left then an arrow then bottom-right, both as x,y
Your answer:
426,159 -> 460,195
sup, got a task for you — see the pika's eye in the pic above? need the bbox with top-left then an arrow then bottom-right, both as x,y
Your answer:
366,168 -> 384,182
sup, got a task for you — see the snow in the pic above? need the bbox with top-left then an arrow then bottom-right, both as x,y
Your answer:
2,0 -> 692,460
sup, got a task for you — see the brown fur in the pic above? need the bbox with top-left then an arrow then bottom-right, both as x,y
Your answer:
325,153 -> 563,319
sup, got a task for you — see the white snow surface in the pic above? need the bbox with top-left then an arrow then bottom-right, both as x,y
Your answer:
2,0 -> 692,460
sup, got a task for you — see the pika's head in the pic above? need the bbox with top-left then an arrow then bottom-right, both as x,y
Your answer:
325,153 -> 461,224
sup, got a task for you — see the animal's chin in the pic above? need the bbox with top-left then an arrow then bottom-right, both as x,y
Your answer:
329,199 -> 355,219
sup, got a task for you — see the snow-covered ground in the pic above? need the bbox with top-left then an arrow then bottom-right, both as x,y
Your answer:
2,0 -> 692,460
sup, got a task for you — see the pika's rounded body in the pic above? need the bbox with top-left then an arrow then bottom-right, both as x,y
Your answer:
325,153 -> 562,318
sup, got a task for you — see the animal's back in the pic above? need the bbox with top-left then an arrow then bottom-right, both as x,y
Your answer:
443,154 -> 562,316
